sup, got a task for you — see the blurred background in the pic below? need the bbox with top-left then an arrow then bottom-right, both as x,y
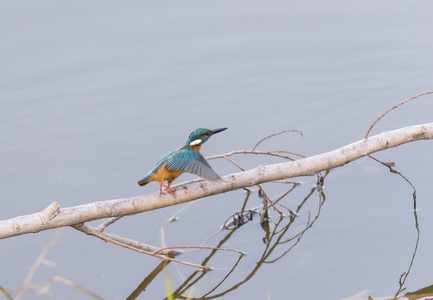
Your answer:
1,1 -> 433,299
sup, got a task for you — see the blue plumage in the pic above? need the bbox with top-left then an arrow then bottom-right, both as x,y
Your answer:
138,127 -> 227,195
164,148 -> 220,180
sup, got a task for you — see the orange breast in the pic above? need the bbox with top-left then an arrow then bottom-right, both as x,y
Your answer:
148,163 -> 183,183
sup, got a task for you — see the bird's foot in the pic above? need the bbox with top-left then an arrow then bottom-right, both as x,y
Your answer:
165,185 -> 175,196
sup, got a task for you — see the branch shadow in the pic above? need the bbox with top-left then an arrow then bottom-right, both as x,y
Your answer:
126,172 -> 328,299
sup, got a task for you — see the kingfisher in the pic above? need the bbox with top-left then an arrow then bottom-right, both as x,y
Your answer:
138,127 -> 227,195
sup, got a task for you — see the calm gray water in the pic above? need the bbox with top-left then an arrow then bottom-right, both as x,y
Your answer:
1,2 -> 433,299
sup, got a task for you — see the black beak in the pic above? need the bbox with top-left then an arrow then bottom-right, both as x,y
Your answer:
210,127 -> 228,135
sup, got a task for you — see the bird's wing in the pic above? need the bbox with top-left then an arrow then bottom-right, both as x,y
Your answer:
164,149 -> 220,180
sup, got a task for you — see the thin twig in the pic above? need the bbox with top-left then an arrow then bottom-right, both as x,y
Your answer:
257,186 -> 283,217
221,156 -> 245,171
271,180 -> 301,185
364,91 -> 433,139
152,246 -> 246,256
367,154 -> 417,209
394,210 -> 420,297
363,93 -> 430,209
74,223 -> 181,256
73,223 -> 212,270
207,150 -> 305,161
252,130 -> 303,151
96,216 -> 123,232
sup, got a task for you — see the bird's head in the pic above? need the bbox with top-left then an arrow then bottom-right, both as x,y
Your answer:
186,127 -> 227,148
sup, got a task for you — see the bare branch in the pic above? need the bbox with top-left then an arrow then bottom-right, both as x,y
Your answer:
72,223 -> 210,270
73,223 -> 180,256
0,123 -> 432,240
151,246 -> 246,256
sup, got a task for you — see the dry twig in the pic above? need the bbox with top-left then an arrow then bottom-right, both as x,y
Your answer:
363,92 -> 432,209
364,91 -> 433,139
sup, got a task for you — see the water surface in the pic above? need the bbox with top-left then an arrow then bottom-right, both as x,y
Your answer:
1,1 -> 433,299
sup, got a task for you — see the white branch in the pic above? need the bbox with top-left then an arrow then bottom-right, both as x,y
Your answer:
1,123 -> 432,240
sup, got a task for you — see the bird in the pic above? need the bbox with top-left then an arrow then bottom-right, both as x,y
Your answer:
138,127 -> 227,195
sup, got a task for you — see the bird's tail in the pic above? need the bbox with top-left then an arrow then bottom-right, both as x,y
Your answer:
138,176 -> 150,186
